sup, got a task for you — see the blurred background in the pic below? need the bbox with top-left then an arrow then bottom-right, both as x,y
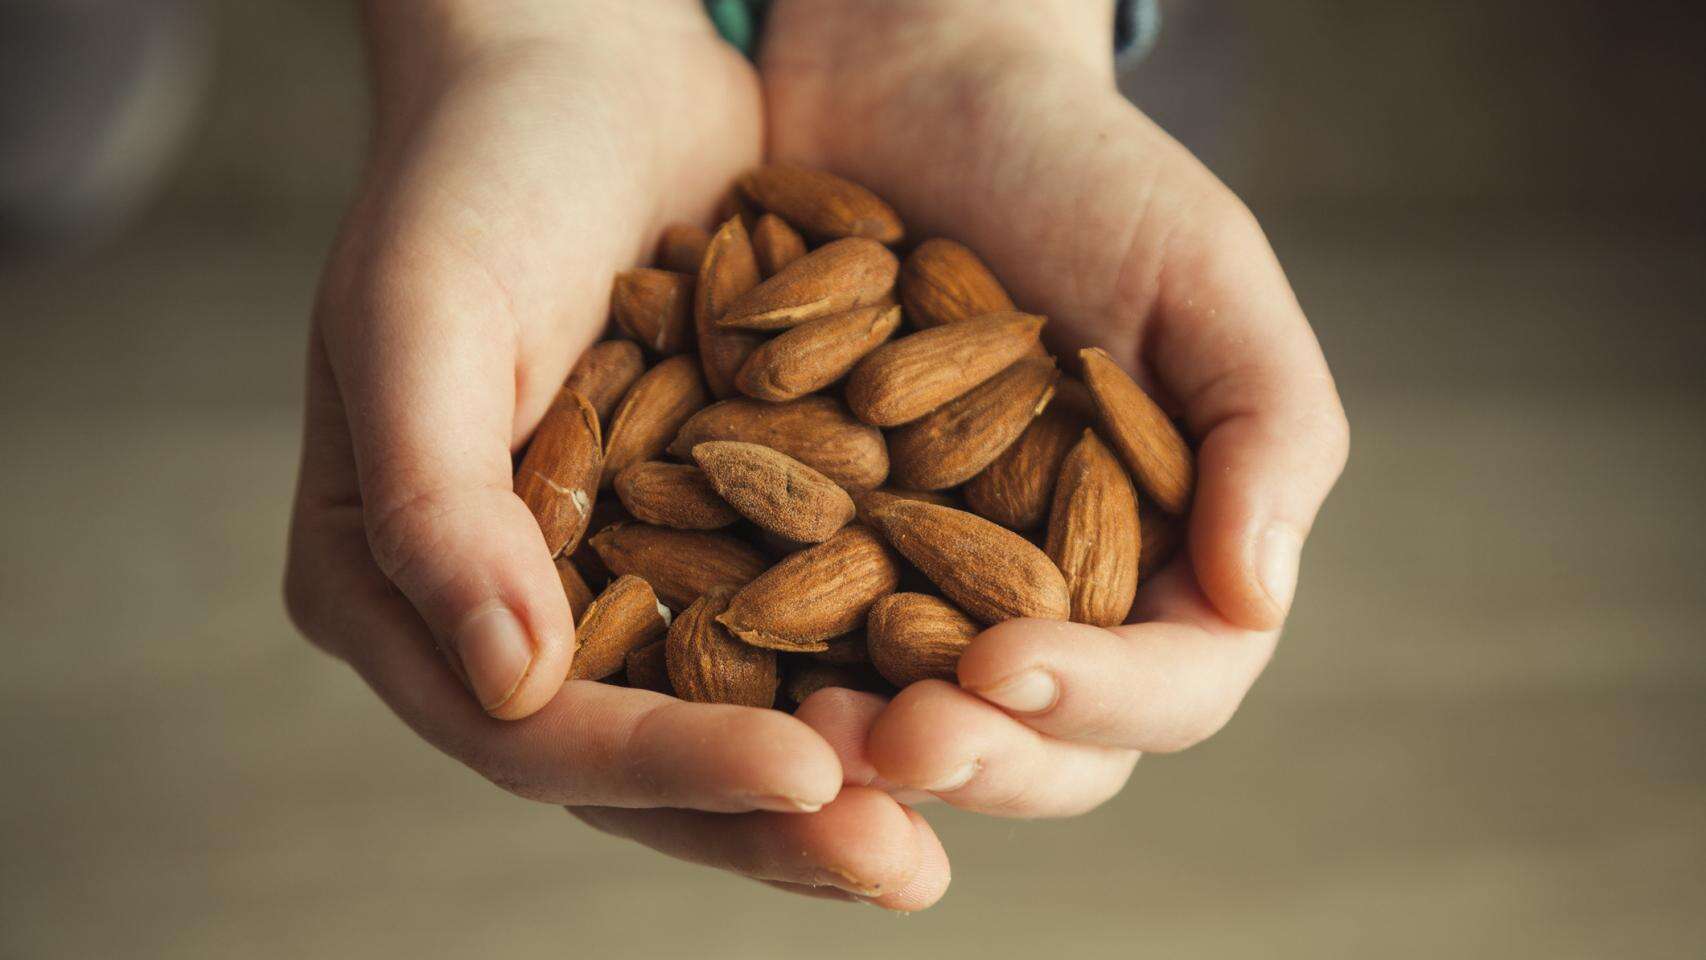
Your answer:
2,1 -> 1702,956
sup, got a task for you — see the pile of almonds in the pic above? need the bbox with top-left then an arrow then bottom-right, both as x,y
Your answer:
515,165 -> 1193,709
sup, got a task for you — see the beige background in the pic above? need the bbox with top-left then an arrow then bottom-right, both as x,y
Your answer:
2,1 -> 1703,956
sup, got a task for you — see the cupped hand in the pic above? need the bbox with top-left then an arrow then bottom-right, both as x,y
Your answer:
284,0 -> 944,909
763,0 -> 1350,816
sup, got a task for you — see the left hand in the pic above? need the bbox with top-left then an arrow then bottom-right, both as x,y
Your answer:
765,0 -> 1351,817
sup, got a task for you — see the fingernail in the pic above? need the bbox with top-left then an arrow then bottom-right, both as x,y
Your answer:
454,605 -> 535,713
971,669 -> 1058,714
745,794 -> 825,814
923,760 -> 980,793
1256,523 -> 1302,615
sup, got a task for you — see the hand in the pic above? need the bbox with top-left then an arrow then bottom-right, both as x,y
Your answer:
761,0 -> 1351,816
284,0 -> 946,908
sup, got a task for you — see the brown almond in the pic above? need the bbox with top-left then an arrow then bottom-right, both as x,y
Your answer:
611,268 -> 695,355
568,575 -> 671,681
864,498 -> 1070,625
734,303 -> 901,402
588,522 -> 769,609
751,213 -> 808,277
962,378 -> 1094,529
844,312 -> 1046,426
887,356 -> 1059,490
668,395 -> 888,491
737,164 -> 904,244
565,340 -> 645,427
852,488 -> 960,528
666,587 -> 778,707
692,441 -> 855,543
515,388 -> 603,556
807,632 -> 871,666
567,496 -> 628,587
718,238 -> 898,331
655,223 -> 711,275
555,555 -> 595,622
783,661 -> 886,704
714,187 -> 761,234
1137,496 -> 1183,581
899,238 -> 1015,328
600,355 -> 708,488
1045,430 -> 1141,626
694,216 -> 765,398
1079,347 -> 1195,514
718,525 -> 900,652
866,593 -> 980,687
623,639 -> 673,694
613,461 -> 739,530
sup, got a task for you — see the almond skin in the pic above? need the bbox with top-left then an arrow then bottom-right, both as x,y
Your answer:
611,268 -> 695,355
887,356 -> 1059,490
555,555 -> 595,622
669,395 -> 889,491
587,522 -> 769,609
718,238 -> 898,331
962,378 -> 1094,529
692,441 -> 855,543
568,575 -> 671,681
515,388 -> 603,557
667,587 -> 779,707
807,631 -> 871,665
783,661 -> 887,704
694,216 -> 765,398
1046,430 -> 1141,626
844,312 -> 1046,426
866,593 -> 980,687
568,496 -> 628,587
751,213 -> 808,277
623,639 -> 673,694
1079,347 -> 1195,514
864,498 -> 1070,625
737,164 -> 904,244
718,525 -> 900,652
613,461 -> 739,530
656,223 -> 711,275
734,303 -> 901,402
852,487 -> 959,527
898,238 -> 1015,328
1137,496 -> 1183,581
565,340 -> 645,427
600,355 -> 708,489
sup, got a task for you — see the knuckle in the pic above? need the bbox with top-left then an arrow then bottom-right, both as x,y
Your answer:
362,486 -> 463,588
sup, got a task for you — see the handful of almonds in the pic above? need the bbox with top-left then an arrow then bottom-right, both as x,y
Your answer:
516,165 -> 1194,709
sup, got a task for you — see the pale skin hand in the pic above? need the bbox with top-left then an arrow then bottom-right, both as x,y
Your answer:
763,0 -> 1351,816
284,0 -> 946,909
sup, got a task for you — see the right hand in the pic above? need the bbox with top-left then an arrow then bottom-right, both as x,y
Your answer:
283,0 -> 947,909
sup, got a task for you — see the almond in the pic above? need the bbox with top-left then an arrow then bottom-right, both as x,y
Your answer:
565,340 -> 645,427
1078,347 -> 1195,514
694,216 -> 765,398
600,354 -> 708,488
751,213 -> 808,277
718,525 -> 899,652
613,461 -> 739,530
844,312 -> 1046,426
737,163 -> 904,244
715,186 -> 761,234
898,238 -> 1015,328
1137,496 -> 1183,581
717,238 -> 898,331
623,639 -> 673,694
666,587 -> 779,707
588,522 -> 769,609
669,395 -> 889,491
655,223 -> 711,275
515,387 -> 603,556
887,356 -> 1059,490
692,441 -> 855,543
734,303 -> 901,402
555,555 -> 595,622
783,661 -> 887,704
567,496 -> 628,587
1045,430 -> 1140,626
611,268 -> 695,355
807,631 -> 871,665
866,592 -> 980,687
852,487 -> 959,527
864,497 -> 1070,625
568,574 -> 671,681
962,378 -> 1094,529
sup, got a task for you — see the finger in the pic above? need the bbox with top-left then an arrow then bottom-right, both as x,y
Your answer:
793,688 -> 936,804
570,787 -> 950,911
955,563 -> 1278,752
866,681 -> 1139,818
